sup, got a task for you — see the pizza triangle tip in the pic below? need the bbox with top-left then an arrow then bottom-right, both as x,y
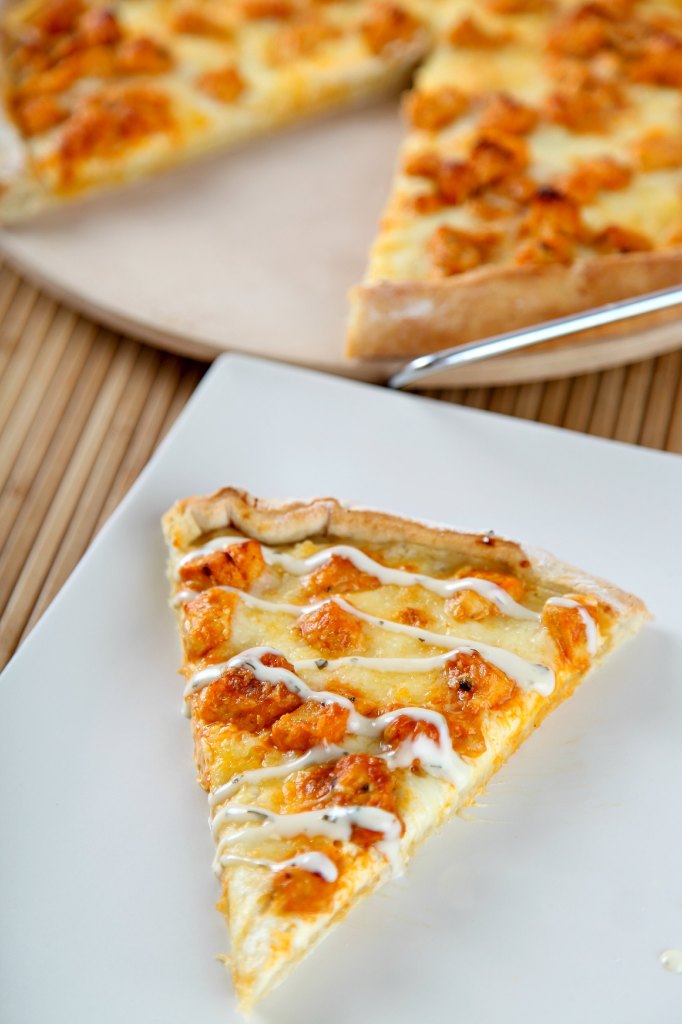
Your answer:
164,488 -> 647,1011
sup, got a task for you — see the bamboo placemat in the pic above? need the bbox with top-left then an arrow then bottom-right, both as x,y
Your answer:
1,259 -> 681,670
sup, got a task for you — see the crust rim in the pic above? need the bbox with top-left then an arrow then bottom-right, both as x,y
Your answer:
346,249 -> 682,359
162,486 -> 648,619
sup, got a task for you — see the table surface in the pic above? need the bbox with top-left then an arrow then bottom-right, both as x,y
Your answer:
1,258 -> 681,671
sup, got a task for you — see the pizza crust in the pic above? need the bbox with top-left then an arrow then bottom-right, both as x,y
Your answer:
162,487 -> 647,618
346,248 -> 682,359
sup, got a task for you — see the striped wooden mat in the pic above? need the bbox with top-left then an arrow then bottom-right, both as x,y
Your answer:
0,259 -> 680,669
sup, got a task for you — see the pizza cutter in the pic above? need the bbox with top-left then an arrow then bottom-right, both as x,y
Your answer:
388,282 -> 682,390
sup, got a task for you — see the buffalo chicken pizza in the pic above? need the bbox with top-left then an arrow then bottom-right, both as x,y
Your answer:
162,488 -> 648,1011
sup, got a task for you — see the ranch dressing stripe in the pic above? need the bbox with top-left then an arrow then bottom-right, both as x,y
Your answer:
187,620 -> 554,700
296,634 -> 552,692
545,597 -> 599,655
212,805 -> 403,876
193,648 -> 472,787
174,537 -> 538,620
209,745 -> 349,808
216,851 -> 338,883
176,587 -> 546,681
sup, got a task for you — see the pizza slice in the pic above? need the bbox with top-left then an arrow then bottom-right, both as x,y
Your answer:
347,0 -> 682,358
162,487 -> 648,1012
0,0 -> 430,219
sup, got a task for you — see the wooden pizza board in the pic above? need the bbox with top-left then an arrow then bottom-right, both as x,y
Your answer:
1,97 -> 680,386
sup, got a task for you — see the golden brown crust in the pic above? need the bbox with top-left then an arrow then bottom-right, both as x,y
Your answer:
162,487 -> 648,619
346,248 -> 682,359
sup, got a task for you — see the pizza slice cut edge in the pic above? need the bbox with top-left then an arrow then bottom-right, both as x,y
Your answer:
162,487 -> 648,1012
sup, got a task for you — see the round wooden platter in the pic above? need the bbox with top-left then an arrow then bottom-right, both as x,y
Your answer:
1,98 -> 680,387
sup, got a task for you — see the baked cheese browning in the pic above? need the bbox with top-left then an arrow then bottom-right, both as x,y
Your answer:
163,491 -> 648,1009
0,0 -> 429,212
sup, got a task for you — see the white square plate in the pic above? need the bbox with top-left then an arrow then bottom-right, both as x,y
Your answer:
2,354 -> 681,1024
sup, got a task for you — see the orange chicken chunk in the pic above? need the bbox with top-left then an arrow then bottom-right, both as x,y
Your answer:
449,15 -> 510,48
427,224 -> 499,276
304,554 -> 380,595
444,650 -> 516,714
13,94 -> 67,135
286,753 -> 397,845
58,87 -> 173,173
271,701 -> 350,751
558,156 -> 632,204
193,652 -> 302,728
115,37 -> 174,75
361,2 -> 421,55
480,93 -> 538,136
182,589 -> 237,662
447,568 -> 525,621
542,596 -> 599,671
178,539 -> 265,591
197,66 -> 246,103
592,225 -> 652,254
297,600 -> 365,656
404,86 -> 468,132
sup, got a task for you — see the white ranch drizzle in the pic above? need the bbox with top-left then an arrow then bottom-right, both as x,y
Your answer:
208,745 -> 348,808
178,586 -> 553,696
216,851 -> 338,883
545,597 -> 599,655
296,649 -> 553,695
189,648 -> 472,787
209,738 -> 448,881
212,805 -> 403,876
174,536 -> 538,621
188,624 -> 554,701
